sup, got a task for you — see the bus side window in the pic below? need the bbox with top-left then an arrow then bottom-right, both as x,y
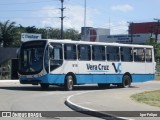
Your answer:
146,48 -> 152,62
78,45 -> 91,60
106,46 -> 120,61
133,48 -> 145,62
120,47 -> 133,62
64,44 -> 77,60
92,45 -> 105,61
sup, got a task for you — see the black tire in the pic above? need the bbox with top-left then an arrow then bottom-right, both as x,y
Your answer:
65,75 -> 74,91
118,75 -> 131,88
98,84 -> 110,89
40,83 -> 49,89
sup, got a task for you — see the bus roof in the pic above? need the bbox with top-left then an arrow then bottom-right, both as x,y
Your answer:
25,39 -> 154,48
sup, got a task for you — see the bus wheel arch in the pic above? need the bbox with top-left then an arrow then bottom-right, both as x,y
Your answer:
64,72 -> 77,91
118,72 -> 132,88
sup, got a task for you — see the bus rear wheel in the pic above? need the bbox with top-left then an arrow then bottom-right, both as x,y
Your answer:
118,75 -> 131,88
65,75 -> 74,91
40,83 -> 49,89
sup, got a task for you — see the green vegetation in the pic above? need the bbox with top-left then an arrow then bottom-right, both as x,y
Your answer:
131,90 -> 160,107
0,20 -> 21,47
145,38 -> 160,63
145,38 -> 160,75
0,20 -> 81,48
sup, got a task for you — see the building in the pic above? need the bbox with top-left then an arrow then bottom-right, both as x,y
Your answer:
81,27 -> 110,42
81,22 -> 160,44
99,34 -> 151,44
128,22 -> 160,43
128,22 -> 160,34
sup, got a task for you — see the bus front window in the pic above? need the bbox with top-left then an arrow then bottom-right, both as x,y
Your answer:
19,41 -> 46,75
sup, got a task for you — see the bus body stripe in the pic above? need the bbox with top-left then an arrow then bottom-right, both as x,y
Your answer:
20,74 -> 155,84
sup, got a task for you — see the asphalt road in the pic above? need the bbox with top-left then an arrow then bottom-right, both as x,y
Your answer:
67,81 -> 160,120
0,81 -> 160,120
0,81 -> 103,120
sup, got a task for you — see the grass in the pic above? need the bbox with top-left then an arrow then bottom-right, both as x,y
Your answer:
156,75 -> 160,80
131,90 -> 160,107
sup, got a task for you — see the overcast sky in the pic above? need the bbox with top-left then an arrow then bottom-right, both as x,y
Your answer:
0,0 -> 159,34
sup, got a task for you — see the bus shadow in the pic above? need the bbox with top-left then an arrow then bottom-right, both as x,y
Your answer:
0,85 -> 64,91
129,86 -> 139,88
73,85 -> 139,91
0,85 -> 139,91
73,85 -> 118,91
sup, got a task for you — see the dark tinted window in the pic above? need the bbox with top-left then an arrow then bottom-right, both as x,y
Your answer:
133,48 -> 145,62
78,45 -> 91,60
146,48 -> 152,62
120,47 -> 133,62
64,44 -> 77,60
106,46 -> 120,61
92,45 -> 105,61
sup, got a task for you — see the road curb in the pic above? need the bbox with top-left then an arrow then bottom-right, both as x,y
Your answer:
65,92 -> 129,120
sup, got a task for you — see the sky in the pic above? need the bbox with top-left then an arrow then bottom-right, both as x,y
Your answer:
0,0 -> 160,34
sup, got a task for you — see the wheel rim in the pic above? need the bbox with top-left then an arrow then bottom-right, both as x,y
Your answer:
68,79 -> 73,89
66,76 -> 73,90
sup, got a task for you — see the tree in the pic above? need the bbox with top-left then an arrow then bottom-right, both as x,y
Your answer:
145,38 -> 160,62
37,28 -> 47,39
0,20 -> 81,47
25,26 -> 37,33
46,28 -> 81,40
50,28 -> 61,39
64,28 -> 81,40
0,20 -> 18,47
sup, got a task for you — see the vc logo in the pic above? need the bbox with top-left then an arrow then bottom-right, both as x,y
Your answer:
112,63 -> 122,73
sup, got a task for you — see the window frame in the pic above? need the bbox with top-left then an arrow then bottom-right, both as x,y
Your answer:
106,46 -> 120,61
120,47 -> 133,62
145,48 -> 152,62
78,44 -> 91,61
92,45 -> 106,61
133,47 -> 145,62
64,44 -> 77,60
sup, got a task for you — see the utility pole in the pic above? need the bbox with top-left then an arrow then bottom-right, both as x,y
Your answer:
60,0 -> 65,39
154,18 -> 160,43
83,0 -> 87,41
84,0 -> 86,27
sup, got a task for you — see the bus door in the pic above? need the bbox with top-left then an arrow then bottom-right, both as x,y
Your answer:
50,44 -> 63,73
145,48 -> 154,78
133,48 -> 146,81
45,43 -> 63,74
62,44 -> 78,75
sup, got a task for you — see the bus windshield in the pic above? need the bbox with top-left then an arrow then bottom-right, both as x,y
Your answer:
19,41 -> 46,75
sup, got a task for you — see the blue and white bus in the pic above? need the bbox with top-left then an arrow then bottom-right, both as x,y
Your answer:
18,39 -> 155,90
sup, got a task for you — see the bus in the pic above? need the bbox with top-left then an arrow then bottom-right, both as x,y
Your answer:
18,39 -> 155,90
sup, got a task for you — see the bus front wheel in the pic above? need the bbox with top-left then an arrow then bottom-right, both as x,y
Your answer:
65,75 -> 74,91
118,75 -> 131,88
